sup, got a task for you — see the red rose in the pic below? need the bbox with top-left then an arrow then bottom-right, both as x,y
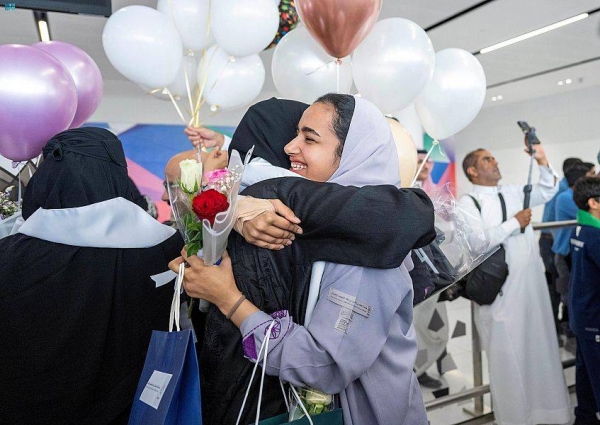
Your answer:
192,189 -> 229,225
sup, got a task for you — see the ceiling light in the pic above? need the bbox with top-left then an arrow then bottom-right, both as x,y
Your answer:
38,21 -> 50,42
497,95 -> 503,100
33,11 -> 51,42
565,78 -> 572,84
558,81 -> 564,86
479,13 -> 588,54
492,96 -> 497,101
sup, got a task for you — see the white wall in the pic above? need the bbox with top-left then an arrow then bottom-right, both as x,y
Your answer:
450,85 -> 600,220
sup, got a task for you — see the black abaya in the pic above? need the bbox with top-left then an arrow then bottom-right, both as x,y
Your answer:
199,178 -> 435,424
0,128 -> 185,424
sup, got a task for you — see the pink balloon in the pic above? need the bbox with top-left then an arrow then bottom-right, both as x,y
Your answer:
0,44 -> 77,162
34,41 -> 103,128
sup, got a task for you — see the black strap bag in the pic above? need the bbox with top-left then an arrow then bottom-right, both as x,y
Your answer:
462,193 -> 509,305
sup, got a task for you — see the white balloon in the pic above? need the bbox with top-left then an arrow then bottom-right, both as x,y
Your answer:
167,55 -> 199,98
103,5 -> 182,87
272,26 -> 353,104
394,103 -> 424,149
211,0 -> 279,57
415,48 -> 486,140
156,0 -> 212,51
199,46 -> 265,111
353,18 -> 435,113
139,55 -> 198,100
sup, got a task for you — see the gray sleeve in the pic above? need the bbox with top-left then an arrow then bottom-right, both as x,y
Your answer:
240,265 -> 411,394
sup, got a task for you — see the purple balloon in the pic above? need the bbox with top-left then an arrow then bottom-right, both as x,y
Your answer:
0,45 -> 77,162
34,41 -> 103,129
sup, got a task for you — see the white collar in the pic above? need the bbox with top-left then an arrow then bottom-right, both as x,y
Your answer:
472,184 -> 500,194
19,197 -> 176,248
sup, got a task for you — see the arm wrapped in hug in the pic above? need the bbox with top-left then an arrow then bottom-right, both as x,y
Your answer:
243,177 -> 436,268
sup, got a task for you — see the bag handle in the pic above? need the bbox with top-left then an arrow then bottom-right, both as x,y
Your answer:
235,323 -> 315,425
236,320 -> 277,425
468,193 -> 507,222
169,262 -> 185,332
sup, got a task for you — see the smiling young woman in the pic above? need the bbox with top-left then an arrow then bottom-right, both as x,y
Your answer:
285,94 -> 354,182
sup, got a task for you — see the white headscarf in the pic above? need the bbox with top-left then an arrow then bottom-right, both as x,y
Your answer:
305,96 -> 408,325
329,96 -> 400,187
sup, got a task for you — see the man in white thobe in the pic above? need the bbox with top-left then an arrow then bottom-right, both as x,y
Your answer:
459,144 -> 570,425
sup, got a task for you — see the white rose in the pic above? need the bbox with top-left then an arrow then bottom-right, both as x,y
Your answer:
179,159 -> 203,193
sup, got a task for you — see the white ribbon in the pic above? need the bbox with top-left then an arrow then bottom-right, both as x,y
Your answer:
169,262 -> 186,332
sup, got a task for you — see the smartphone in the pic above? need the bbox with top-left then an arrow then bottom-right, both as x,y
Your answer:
517,121 -> 540,144
517,121 -> 531,133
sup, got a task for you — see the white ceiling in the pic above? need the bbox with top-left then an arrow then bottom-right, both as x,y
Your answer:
1,0 -> 600,116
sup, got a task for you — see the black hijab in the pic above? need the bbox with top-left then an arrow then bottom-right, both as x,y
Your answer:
22,127 -> 142,219
229,97 -> 308,168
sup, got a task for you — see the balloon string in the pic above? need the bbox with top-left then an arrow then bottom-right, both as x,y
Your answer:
195,46 -> 218,127
193,3 -> 213,128
164,87 -> 187,124
305,59 -> 335,76
164,0 -> 196,125
164,0 -> 197,126
336,60 -> 340,93
17,164 -> 22,209
183,66 -> 195,127
410,140 -> 439,187
201,47 -> 232,116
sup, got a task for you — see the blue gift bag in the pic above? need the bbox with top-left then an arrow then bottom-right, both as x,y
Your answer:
129,264 -> 202,425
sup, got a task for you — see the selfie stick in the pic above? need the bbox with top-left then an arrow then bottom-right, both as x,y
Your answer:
521,131 -> 536,233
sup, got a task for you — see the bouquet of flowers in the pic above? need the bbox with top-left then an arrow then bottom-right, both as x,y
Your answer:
0,186 -> 23,239
0,186 -> 18,220
167,148 -> 253,311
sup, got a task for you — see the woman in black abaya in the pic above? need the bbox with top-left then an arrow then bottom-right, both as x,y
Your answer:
0,128 -> 183,424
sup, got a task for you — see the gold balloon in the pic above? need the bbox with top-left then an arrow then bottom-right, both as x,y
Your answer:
386,117 -> 418,188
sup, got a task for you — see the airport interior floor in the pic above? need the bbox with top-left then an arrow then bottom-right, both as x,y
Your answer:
421,297 -> 577,425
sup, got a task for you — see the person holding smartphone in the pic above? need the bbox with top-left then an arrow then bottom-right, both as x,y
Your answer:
458,140 -> 570,425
